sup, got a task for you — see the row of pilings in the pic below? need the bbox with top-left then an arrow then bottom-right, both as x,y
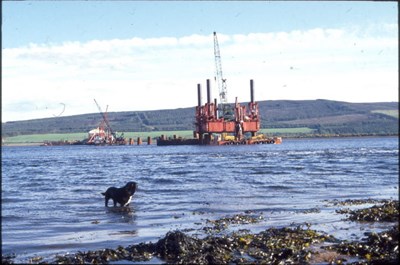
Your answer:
127,136 -> 152,145
127,134 -> 188,145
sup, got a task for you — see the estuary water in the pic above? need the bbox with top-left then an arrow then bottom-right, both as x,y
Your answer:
1,137 -> 399,263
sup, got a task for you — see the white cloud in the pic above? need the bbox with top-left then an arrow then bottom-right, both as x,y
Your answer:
2,26 -> 398,122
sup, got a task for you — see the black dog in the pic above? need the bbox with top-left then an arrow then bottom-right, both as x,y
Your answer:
101,182 -> 137,207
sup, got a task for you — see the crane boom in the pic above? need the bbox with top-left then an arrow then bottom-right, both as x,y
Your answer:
213,32 -> 233,120
93,99 -> 115,138
213,32 -> 228,107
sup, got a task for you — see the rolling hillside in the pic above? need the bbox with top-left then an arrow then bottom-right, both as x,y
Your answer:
1,100 -> 398,137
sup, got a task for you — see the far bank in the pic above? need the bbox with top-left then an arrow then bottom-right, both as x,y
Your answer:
2,132 -> 398,146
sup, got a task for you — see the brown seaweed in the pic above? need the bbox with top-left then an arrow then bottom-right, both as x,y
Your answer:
3,200 -> 399,264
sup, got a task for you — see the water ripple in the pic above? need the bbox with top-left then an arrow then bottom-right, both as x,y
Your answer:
1,137 -> 398,261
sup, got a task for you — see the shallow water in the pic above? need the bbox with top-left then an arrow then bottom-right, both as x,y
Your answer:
1,137 -> 398,263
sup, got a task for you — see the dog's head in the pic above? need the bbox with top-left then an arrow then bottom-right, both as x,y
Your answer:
124,181 -> 137,194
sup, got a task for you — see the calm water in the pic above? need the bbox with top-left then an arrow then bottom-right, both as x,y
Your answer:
1,137 -> 399,263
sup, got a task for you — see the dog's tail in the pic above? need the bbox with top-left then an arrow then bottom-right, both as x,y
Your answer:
101,192 -> 106,196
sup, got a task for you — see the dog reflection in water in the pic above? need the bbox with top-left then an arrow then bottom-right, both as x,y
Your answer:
107,203 -> 135,223
101,181 -> 137,207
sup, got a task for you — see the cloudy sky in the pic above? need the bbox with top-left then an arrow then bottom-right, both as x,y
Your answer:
2,1 -> 398,122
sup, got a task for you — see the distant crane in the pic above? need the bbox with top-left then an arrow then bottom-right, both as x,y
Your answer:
93,99 -> 116,142
213,31 -> 231,120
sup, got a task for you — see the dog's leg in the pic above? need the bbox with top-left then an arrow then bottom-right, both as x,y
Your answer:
113,199 -> 117,207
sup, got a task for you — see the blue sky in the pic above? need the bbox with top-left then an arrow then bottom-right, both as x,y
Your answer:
2,1 -> 398,122
3,1 -> 396,47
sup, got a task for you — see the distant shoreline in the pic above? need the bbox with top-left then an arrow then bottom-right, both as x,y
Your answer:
2,101 -> 398,141
2,134 -> 398,147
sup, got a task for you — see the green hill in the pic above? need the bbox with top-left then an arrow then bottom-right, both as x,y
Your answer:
1,100 -> 398,138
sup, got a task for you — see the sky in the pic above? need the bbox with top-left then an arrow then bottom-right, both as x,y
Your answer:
1,1 -> 398,122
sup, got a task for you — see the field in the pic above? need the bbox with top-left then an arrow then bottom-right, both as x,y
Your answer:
371,109 -> 399,119
3,133 -> 87,144
259,127 -> 314,134
2,131 -> 194,144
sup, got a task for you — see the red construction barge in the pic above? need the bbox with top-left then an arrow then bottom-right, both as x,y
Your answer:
194,79 -> 281,145
157,79 -> 282,146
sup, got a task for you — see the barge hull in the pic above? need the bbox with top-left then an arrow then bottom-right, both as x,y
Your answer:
156,137 -> 282,146
157,139 -> 200,146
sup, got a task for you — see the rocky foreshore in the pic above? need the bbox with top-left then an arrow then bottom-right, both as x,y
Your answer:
3,199 -> 398,265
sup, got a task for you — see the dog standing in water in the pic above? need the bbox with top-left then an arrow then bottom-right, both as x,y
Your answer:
101,182 -> 137,207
